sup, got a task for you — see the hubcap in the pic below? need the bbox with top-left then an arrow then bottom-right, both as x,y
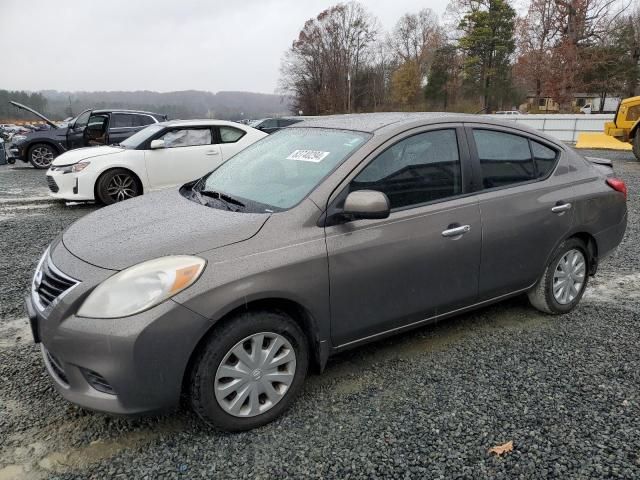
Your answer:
552,249 -> 586,305
214,332 -> 296,417
106,174 -> 137,202
31,146 -> 54,167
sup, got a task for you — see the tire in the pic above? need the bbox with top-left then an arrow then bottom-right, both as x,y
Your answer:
96,169 -> 140,205
189,310 -> 309,432
633,129 -> 640,161
28,143 -> 57,169
528,238 -> 590,314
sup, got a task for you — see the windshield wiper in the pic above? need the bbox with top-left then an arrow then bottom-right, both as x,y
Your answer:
199,189 -> 246,209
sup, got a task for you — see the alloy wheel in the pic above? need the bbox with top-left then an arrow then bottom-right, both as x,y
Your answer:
31,146 -> 54,167
214,332 -> 297,417
552,249 -> 586,305
106,174 -> 137,202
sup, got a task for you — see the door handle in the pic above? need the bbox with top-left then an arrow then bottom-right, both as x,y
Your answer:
551,202 -> 572,213
205,150 -> 219,155
441,225 -> 471,238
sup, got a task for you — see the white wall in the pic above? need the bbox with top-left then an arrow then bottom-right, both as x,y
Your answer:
486,114 -> 612,142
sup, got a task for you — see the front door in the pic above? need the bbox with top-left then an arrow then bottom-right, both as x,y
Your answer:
144,127 -> 220,190
66,110 -> 91,149
325,127 -> 482,346
465,126 -> 575,300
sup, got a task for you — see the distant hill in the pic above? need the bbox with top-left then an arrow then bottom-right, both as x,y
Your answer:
39,89 -> 293,121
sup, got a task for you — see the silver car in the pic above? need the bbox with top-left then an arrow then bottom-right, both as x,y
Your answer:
26,113 -> 627,431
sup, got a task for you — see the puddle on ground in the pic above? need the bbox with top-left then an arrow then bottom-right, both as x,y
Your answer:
584,272 -> 640,304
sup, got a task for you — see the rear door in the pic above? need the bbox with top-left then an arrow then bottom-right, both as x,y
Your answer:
144,127 -> 219,190
465,125 -> 574,300
325,126 -> 482,346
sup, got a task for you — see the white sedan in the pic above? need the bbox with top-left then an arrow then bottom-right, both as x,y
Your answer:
46,120 -> 267,204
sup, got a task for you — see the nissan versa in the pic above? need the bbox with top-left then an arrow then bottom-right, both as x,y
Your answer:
26,113 -> 627,431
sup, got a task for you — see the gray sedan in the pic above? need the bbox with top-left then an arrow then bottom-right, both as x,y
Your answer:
26,113 -> 627,431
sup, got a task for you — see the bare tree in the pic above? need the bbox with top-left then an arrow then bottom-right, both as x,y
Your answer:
279,2 -> 379,115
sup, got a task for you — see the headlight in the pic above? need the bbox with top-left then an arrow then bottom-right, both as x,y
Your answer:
72,161 -> 90,172
77,256 -> 206,318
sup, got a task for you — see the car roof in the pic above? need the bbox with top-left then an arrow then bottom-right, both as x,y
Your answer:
92,109 -> 164,116
290,112 -> 551,141
156,119 -> 253,128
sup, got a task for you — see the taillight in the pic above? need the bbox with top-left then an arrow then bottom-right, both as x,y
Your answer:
606,177 -> 627,200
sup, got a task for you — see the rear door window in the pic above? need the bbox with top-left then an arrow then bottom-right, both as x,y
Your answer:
473,130 -> 536,188
531,140 -> 558,178
133,115 -> 155,127
110,113 -> 133,129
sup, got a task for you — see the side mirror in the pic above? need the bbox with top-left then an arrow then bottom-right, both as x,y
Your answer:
342,190 -> 390,220
150,139 -> 166,149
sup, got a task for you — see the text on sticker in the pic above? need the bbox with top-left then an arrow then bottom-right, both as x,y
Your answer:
286,150 -> 330,163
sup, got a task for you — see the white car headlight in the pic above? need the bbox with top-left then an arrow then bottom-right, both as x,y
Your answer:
77,256 -> 206,319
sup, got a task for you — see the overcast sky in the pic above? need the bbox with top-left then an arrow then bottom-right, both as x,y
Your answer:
1,0 -> 450,94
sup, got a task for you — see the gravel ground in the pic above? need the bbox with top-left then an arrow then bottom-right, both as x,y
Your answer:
0,151 -> 639,479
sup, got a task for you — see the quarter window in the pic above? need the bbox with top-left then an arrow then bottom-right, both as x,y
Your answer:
133,115 -> 155,127
351,129 -> 462,209
473,130 -> 536,188
219,126 -> 245,143
531,140 -> 557,178
160,128 -> 212,148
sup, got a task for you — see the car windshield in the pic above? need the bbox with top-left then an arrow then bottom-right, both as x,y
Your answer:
197,128 -> 369,211
120,124 -> 164,148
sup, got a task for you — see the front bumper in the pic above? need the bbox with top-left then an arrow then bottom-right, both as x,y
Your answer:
25,243 -> 212,415
46,169 -> 95,201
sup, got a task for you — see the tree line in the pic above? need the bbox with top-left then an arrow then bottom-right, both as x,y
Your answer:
279,0 -> 639,114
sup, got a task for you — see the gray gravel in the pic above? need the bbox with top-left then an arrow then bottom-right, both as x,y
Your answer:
1,151 -> 639,479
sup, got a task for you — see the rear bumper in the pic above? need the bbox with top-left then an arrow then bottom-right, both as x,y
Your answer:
595,211 -> 627,261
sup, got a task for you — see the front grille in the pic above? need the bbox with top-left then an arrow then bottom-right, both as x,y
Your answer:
43,347 -> 69,386
46,176 -> 59,193
82,369 -> 116,395
36,257 -> 77,309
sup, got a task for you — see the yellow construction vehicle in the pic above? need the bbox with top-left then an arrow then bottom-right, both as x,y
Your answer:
604,95 -> 640,159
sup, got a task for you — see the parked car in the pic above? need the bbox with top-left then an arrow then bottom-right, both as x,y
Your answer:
7,101 -> 167,169
26,113 -> 627,431
494,110 -> 522,115
46,120 -> 267,204
248,116 -> 306,134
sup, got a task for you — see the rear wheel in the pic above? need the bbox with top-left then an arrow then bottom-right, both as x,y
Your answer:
189,310 -> 308,431
28,143 -> 57,169
633,129 -> 640,161
528,238 -> 589,314
96,169 -> 140,205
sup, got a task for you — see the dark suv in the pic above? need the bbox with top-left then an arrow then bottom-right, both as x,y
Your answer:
7,101 -> 166,169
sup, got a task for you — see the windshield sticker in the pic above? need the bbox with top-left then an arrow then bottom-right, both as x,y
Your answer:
286,150 -> 330,163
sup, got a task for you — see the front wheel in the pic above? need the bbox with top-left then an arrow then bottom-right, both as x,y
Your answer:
96,169 -> 140,205
189,311 -> 309,431
28,143 -> 57,169
633,129 -> 640,161
528,238 -> 589,314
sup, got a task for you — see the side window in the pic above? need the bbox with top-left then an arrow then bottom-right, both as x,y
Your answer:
110,113 -> 133,129
473,130 -> 535,188
133,115 -> 155,127
73,111 -> 91,129
219,126 -> 246,143
351,129 -> 462,209
626,104 -> 640,123
160,128 -> 212,148
531,140 -> 558,178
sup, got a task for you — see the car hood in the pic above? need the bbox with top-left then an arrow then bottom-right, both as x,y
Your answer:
52,145 -> 125,166
62,189 -> 271,270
